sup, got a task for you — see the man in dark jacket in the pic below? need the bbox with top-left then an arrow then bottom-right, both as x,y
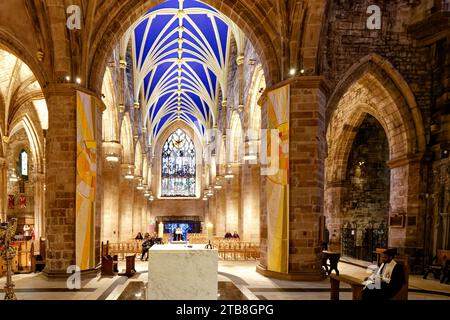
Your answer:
362,248 -> 405,300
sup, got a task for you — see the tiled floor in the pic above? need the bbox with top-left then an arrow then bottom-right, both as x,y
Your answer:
1,260 -> 449,300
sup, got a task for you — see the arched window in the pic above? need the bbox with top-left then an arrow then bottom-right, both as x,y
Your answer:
161,129 -> 196,197
19,150 -> 28,178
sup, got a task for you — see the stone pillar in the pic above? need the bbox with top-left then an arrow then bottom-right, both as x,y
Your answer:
119,164 -> 135,242
141,197 -> 148,234
0,157 -> 7,222
43,85 -> 103,275
236,55 -> 245,110
324,182 -> 346,251
102,142 -> 122,243
226,164 -> 241,235
257,77 -> 329,281
32,172 -> 45,240
440,212 -> 450,249
43,86 -> 77,275
133,180 -> 143,236
387,156 -> 425,257
241,162 -> 260,242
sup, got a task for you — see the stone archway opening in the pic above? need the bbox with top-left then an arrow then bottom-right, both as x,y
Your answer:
325,57 -> 426,265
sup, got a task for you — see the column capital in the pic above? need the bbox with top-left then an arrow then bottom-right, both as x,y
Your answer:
119,59 -> 127,69
236,55 -> 245,66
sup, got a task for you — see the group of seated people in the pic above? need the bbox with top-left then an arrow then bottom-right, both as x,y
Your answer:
224,231 -> 240,239
135,232 -> 163,261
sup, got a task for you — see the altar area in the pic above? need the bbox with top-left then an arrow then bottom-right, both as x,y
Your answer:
147,243 -> 218,300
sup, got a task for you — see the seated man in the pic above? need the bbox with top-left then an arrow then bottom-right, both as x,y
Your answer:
362,248 -> 405,300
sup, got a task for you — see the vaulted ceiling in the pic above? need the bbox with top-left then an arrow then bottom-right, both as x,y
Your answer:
121,0 -> 245,145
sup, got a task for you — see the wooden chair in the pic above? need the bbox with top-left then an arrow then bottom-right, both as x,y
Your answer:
423,249 -> 450,283
101,241 -> 116,276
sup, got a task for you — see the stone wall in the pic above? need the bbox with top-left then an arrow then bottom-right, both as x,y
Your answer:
321,0 -> 432,124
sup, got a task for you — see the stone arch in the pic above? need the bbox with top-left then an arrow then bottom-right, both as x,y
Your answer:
326,53 -> 426,157
0,30 -> 48,89
325,55 -> 426,252
120,113 -> 134,165
102,67 -> 119,142
87,0 -> 281,93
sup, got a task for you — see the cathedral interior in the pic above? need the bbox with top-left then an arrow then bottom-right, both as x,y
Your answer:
0,0 -> 450,301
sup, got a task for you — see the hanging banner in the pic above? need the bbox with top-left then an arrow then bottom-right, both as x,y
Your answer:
76,91 -> 96,270
19,196 -> 27,209
8,195 -> 15,209
266,84 -> 290,273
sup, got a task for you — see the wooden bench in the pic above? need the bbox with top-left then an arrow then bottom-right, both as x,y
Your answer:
330,255 -> 409,300
330,274 -> 365,300
423,249 -> 450,283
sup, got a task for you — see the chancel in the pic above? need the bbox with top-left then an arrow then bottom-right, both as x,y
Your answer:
0,0 -> 450,302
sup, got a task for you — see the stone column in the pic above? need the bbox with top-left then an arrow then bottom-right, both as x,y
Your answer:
324,182 -> 346,251
257,77 -> 329,281
226,164 -> 241,235
102,142 -> 122,243
236,55 -> 245,110
32,172 -> 45,240
119,164 -> 135,242
440,212 -> 450,249
0,157 -> 7,222
241,162 -> 260,242
133,179 -> 143,236
43,85 -> 103,275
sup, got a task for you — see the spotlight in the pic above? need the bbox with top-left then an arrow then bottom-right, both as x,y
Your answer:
289,68 -> 296,76
300,69 -> 305,75
65,76 -> 71,82
224,173 -> 234,179
76,77 -> 81,84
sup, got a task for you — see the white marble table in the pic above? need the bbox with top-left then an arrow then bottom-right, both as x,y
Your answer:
147,243 -> 218,300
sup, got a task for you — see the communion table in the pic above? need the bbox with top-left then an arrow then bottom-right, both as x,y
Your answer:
147,243 -> 218,300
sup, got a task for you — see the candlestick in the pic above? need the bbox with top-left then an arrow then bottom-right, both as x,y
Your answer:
158,222 -> 164,239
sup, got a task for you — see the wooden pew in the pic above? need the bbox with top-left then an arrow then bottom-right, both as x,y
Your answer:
330,255 -> 409,300
330,274 -> 365,300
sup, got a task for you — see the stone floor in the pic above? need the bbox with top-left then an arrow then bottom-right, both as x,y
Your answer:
0,260 -> 449,300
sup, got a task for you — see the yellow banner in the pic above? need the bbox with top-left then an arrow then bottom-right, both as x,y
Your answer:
76,91 -> 96,270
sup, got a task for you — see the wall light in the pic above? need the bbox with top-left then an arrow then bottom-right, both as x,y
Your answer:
76,77 -> 81,84
105,154 -> 120,163
289,68 -> 296,76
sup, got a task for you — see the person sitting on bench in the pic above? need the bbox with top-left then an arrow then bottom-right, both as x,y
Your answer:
362,248 -> 405,300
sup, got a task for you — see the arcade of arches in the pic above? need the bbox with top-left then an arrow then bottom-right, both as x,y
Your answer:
0,0 -> 450,298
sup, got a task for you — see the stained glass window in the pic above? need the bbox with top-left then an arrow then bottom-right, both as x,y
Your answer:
161,129 -> 196,197
19,150 -> 28,177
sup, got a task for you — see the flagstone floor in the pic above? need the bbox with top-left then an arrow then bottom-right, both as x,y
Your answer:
1,260 -> 449,300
